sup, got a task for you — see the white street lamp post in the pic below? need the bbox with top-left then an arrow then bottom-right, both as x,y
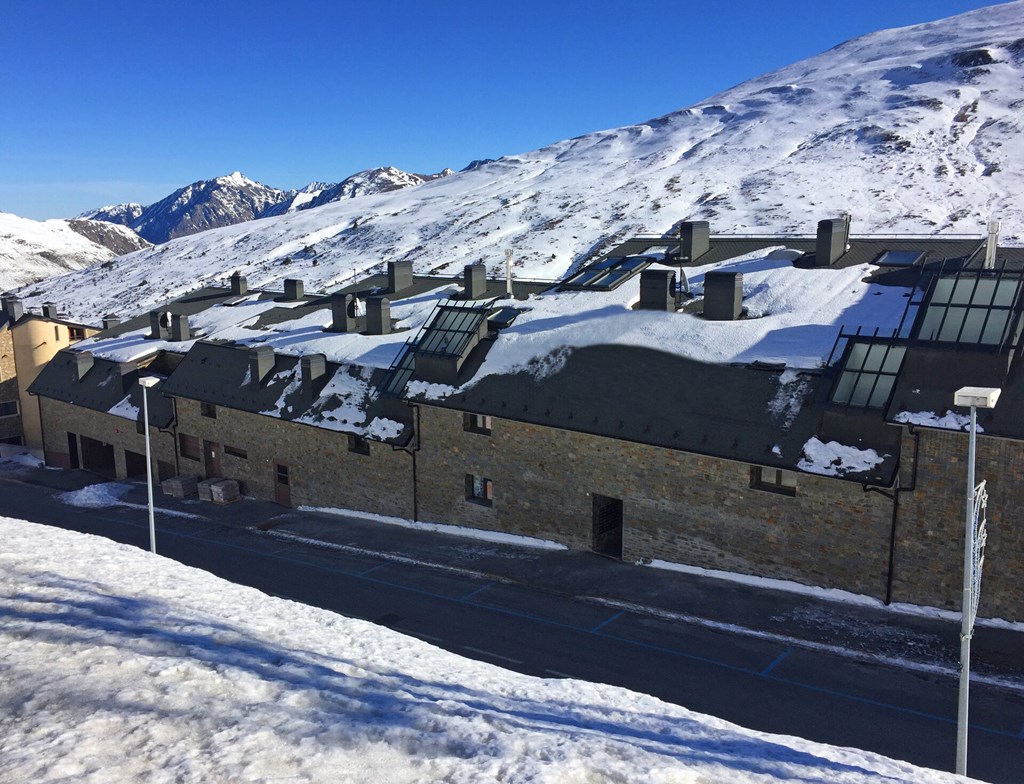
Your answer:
138,376 -> 160,554
952,385 -> 1000,776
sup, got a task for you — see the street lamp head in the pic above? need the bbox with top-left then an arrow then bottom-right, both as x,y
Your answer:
138,376 -> 160,389
954,386 -> 1001,409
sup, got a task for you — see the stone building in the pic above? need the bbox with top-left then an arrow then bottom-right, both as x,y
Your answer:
26,222 -> 1024,619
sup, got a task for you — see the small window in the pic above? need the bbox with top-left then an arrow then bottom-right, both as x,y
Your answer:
69,327 -> 86,341
54,326 -> 61,342
200,402 -> 217,419
751,466 -> 797,496
276,463 -> 289,485
179,433 -> 201,461
348,434 -> 370,455
466,473 -> 493,506
224,444 -> 247,459
0,400 -> 19,417
463,412 -> 493,435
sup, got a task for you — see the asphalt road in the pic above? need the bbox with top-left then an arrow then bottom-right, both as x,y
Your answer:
3,476 -> 1023,783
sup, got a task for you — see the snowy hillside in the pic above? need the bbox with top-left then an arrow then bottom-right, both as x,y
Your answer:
19,1 -> 1024,321
78,202 -> 144,226
0,516 -> 970,784
0,212 -> 150,293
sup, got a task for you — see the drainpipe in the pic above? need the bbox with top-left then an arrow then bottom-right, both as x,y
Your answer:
391,401 -> 421,522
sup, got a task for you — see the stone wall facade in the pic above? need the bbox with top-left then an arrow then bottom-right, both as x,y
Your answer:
0,327 -> 21,443
892,426 -> 1024,621
39,397 -> 177,479
414,404 -> 896,599
173,397 -> 413,518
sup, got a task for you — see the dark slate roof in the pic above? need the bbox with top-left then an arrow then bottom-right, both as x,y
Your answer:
417,344 -> 900,485
886,343 -> 1024,440
159,341 -> 413,445
94,286 -> 256,339
28,349 -> 175,429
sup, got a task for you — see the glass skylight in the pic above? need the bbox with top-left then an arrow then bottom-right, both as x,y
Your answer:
560,256 -> 654,291
874,250 -> 924,267
832,341 -> 906,409
916,273 -> 1022,346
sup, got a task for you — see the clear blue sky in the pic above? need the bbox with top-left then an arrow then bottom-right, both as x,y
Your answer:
0,0 -> 1000,220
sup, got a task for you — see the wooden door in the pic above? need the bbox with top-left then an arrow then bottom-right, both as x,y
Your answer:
591,494 -> 623,559
203,440 -> 221,478
274,462 -> 291,507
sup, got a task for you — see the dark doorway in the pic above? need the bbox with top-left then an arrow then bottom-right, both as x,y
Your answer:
204,440 -> 221,479
592,494 -> 623,559
158,460 -> 175,482
79,435 -> 115,478
124,449 -> 147,478
274,462 -> 291,507
66,432 -> 80,469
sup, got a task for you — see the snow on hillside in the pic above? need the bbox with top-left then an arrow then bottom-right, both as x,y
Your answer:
0,212 -> 147,293
18,1 -> 1024,321
0,516 -> 970,784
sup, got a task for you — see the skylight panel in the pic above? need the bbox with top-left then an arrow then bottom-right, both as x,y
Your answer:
875,250 -> 924,267
915,272 -> 1022,347
831,342 -> 905,409
559,256 -> 653,291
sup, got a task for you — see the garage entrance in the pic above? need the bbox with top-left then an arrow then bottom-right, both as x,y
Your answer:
591,494 -> 623,559
79,435 -> 115,478
124,449 -> 148,478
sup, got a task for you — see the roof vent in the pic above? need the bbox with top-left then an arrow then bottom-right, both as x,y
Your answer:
283,278 -> 304,301
464,263 -> 488,299
149,310 -> 172,339
703,271 -> 743,320
75,351 -> 94,382
170,313 -> 190,342
678,221 -> 710,263
42,303 -> 59,320
638,269 -> 677,311
814,215 -> 851,267
230,271 -> 248,296
248,345 -> 275,386
366,297 -> 391,335
102,314 -> 120,330
300,354 -> 326,398
985,219 -> 999,270
328,293 -> 356,333
2,296 -> 24,322
388,261 -> 414,293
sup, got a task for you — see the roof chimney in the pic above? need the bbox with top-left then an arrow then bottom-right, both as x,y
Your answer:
387,261 -> 414,293
149,310 -> 171,339
248,345 -> 275,386
464,263 -> 488,300
300,354 -> 326,397
985,219 -> 999,270
283,278 -> 304,301
328,293 -> 356,333
2,296 -> 24,322
703,271 -> 743,321
75,351 -> 94,382
42,303 -> 59,320
679,221 -> 710,263
366,296 -> 391,335
102,314 -> 120,330
170,313 -> 191,341
231,271 -> 248,296
638,269 -> 677,311
814,215 -> 851,267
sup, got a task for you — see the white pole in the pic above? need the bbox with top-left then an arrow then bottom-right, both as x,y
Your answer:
142,384 -> 156,554
505,248 -> 513,297
955,404 -> 977,776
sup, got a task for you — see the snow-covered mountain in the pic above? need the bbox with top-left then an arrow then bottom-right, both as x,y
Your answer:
21,1 -> 1024,321
77,202 -> 144,226
122,172 -> 289,244
0,213 -> 150,293
301,166 -> 455,210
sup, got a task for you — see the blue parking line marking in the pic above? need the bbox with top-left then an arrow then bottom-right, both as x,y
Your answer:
591,609 -> 625,632
462,581 -> 494,600
762,648 -> 791,675
359,563 -> 387,576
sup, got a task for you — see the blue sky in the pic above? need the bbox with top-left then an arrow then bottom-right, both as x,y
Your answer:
0,0 -> 1000,220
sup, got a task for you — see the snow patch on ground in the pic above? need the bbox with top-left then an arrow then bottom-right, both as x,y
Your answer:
56,482 -> 133,508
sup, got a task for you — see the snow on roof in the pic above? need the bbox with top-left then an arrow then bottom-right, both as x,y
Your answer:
798,437 -> 887,477
893,410 -> 979,432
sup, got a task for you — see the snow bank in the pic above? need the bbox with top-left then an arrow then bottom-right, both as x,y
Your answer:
0,517 -> 966,783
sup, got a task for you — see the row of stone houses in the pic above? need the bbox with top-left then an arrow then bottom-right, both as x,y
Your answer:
19,218 -> 1024,620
